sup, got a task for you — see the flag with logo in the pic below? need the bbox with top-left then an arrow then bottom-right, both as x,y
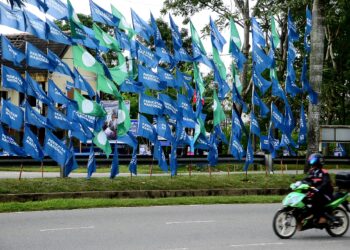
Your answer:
46,0 -> 67,20
111,5 -> 135,37
1,35 -> 25,67
73,68 -> 95,98
46,19 -> 72,45
74,90 -> 106,117
137,114 -> 157,142
117,100 -> 131,136
72,45 -> 104,74
23,10 -> 46,40
26,42 -> 52,70
22,124 -> 44,161
213,90 -> 226,127
131,9 -> 153,42
1,98 -> 24,131
138,64 -> 166,91
48,79 -> 73,105
89,0 -> 118,27
209,17 -> 226,53
26,72 -> 52,105
47,49 -> 73,77
43,129 -> 69,166
92,23 -> 120,51
47,105 -> 72,130
0,123 -> 24,156
139,94 -> 163,116
25,101 -> 54,130
1,65 -> 27,93
93,129 -> 112,158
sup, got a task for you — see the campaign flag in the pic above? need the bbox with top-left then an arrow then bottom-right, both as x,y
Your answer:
243,138 -> 254,171
46,0 -> 67,20
64,141 -> 79,177
1,65 -> 27,93
194,133 -> 210,150
153,139 -> 168,172
213,65 -> 230,100
136,41 -> 159,68
301,58 -> 318,104
74,90 -> 106,117
67,0 -> 86,39
109,52 -> 128,85
157,67 -> 176,88
170,142 -> 178,176
26,0 -> 48,12
23,10 -> 46,40
210,17 -> 226,52
169,14 -> 182,49
253,91 -> 269,117
26,42 -> 52,70
115,29 -> 131,50
47,49 -> 73,77
214,124 -> 228,144
190,20 -> 207,56
1,35 -> 25,67
138,65 -> 165,91
193,63 -> 205,98
47,105 -> 72,130
175,69 -> 192,89
137,114 -> 157,142
212,47 -> 226,80
156,116 -> 174,143
0,124 -> 24,156
1,98 -> 23,131
213,90 -> 226,126
86,144 -> 96,179
150,13 -> 165,48
271,103 -> 285,132
231,109 -> 243,140
271,69 -> 287,101
232,65 -> 243,94
251,17 -> 266,48
284,102 -> 295,134
93,129 -> 112,158
230,134 -> 244,160
177,94 -> 195,119
119,131 -> 138,149
271,15 -> 280,48
72,45 -> 104,74
232,77 -> 248,113
174,47 -> 193,63
89,0 -> 118,27
110,142 -> 119,178
117,100 -> 131,136
73,68 -> 95,98
25,102 -> 54,130
288,11 -> 299,42
69,116 -> 94,143
285,73 -> 302,97
252,45 -> 272,74
0,2 -> 26,32
287,40 -> 297,62
131,9 -> 153,42
97,74 -> 121,99
298,104 -> 307,146
229,40 -> 246,72
22,124 -> 44,161
304,6 -> 312,53
92,23 -> 120,51
139,94 -> 163,116
129,147 -> 138,175
46,19 -> 71,45
229,18 -> 242,50
156,46 -> 174,65
48,79 -> 72,106
158,94 -> 179,119
111,5 -> 135,36
25,73 -> 52,105
120,78 -> 144,93
252,67 -> 271,95
250,112 -> 261,137
207,133 -> 219,167
43,129 -> 69,166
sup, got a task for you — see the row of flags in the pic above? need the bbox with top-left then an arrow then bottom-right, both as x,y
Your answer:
0,0 -> 318,176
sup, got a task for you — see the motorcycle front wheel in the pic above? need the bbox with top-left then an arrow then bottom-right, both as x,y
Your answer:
273,209 -> 297,239
326,207 -> 349,237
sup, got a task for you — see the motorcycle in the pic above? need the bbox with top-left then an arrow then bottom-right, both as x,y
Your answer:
273,181 -> 350,239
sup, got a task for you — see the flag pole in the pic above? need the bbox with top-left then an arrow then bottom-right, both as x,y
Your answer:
18,162 -> 24,180
41,161 -> 44,178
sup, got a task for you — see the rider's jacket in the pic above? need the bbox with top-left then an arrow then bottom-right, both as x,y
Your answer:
304,167 -> 334,198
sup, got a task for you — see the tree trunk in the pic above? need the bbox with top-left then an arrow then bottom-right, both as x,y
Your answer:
242,0 -> 250,90
306,0 -> 325,172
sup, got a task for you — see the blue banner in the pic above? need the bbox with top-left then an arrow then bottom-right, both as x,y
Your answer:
0,2 -> 26,32
271,103 -> 285,132
1,98 -> 24,131
158,66 -> 176,88
252,67 -> 271,95
253,91 -> 270,118
251,17 -> 266,48
288,11 -> 299,42
1,65 -> 27,93
1,35 -> 25,67
156,116 -> 174,143
250,112 -> 260,137
43,129 -> 69,166
243,138 -> 254,171
229,41 -> 246,72
64,140 -> 79,177
139,94 -> 163,116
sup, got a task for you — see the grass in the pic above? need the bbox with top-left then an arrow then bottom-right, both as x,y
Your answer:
0,195 -> 285,213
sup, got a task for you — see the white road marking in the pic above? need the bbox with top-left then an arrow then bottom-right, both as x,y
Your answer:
163,248 -> 189,250
40,226 -> 94,232
230,242 -> 284,248
166,220 -> 215,225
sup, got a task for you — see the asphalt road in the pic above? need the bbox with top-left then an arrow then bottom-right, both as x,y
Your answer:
0,204 -> 349,250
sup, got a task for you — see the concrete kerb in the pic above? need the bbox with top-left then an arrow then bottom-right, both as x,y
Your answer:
0,188 -> 289,202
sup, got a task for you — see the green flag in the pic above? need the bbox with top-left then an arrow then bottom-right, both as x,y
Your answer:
193,117 -> 206,142
92,23 -> 121,51
67,0 -> 85,39
271,16 -> 280,48
93,130 -> 112,158
229,18 -> 241,51
193,63 -> 205,98
117,100 -> 131,136
232,65 -> 243,94
190,20 -> 207,55
109,53 -> 128,85
97,74 -> 122,100
111,5 -> 136,38
212,46 -> 226,80
74,89 -> 107,117
213,90 -> 226,126
72,45 -> 104,74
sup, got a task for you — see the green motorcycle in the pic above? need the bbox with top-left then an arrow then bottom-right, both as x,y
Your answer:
273,181 -> 350,239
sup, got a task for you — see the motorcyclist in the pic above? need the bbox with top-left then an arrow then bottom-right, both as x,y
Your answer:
303,153 -> 334,224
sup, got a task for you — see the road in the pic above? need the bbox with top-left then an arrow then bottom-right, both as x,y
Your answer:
0,204 -> 349,250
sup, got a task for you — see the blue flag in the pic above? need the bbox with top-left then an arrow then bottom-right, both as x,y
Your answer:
0,2 -> 26,32
243,138 -> 254,171
232,81 -> 248,113
252,67 -> 271,95
156,116 -> 174,143
252,45 -> 272,74
137,114 -> 157,142
23,10 -> 47,40
304,6 -> 312,53
0,123 -> 24,156
119,131 -> 138,149
87,144 -> 96,179
170,142 -> 178,176
207,133 -> 218,167
229,40 -> 246,72
25,102 -> 55,130
288,11 -> 299,42
139,94 -> 163,116
89,0 -> 119,27
175,70 -> 192,89
271,76 -> 287,101
47,105 -> 72,130
26,42 -> 52,70
158,66 -> 176,88
22,124 -> 44,161
69,116 -> 94,143
169,14 -> 182,49
210,17 -> 226,52
120,78 -> 144,93
271,103 -> 285,132
284,102 -> 295,134
251,17 -> 266,48
46,19 -> 71,45
250,112 -> 261,137
138,65 -> 166,91
64,141 -> 78,177
136,41 -> 159,68
158,94 -> 179,119
285,74 -> 302,97
129,147 -> 138,175
231,109 -> 243,140
177,94 -> 196,119
131,9 -> 153,42
213,65 -> 230,100
73,68 -> 95,98
48,79 -> 73,105
1,35 -> 25,67
298,104 -> 307,146
1,98 -> 24,131
156,46 -> 174,66
287,40 -> 297,63
1,65 -> 27,93
194,133 -> 210,150
150,13 -> 165,48
46,0 -> 67,20
26,0 -> 48,12
47,49 -> 73,77
153,139 -> 168,172
43,129 -> 69,166
253,91 -> 270,117
174,47 -> 193,63
214,124 -> 228,144
110,142 -> 119,178
115,29 -> 131,51
26,72 -> 53,105
230,135 -> 244,160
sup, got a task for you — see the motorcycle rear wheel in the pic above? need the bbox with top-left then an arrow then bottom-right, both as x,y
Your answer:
326,207 -> 349,237
273,209 -> 297,239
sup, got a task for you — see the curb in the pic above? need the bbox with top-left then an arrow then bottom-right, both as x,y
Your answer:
0,188 -> 289,202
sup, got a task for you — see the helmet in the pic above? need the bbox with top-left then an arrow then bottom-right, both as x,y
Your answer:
307,153 -> 325,168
